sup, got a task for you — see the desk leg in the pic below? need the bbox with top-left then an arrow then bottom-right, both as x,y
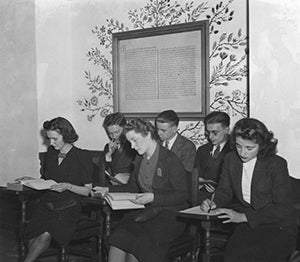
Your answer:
105,209 -> 111,238
201,220 -> 212,262
18,195 -> 27,260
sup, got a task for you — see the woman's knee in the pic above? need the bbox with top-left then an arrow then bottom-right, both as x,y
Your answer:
38,232 -> 52,244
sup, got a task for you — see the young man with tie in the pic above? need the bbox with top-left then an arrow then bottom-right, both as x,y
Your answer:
155,110 -> 196,174
194,111 -> 231,202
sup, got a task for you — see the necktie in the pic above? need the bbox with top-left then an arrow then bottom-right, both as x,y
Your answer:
58,152 -> 67,159
165,141 -> 169,150
212,145 -> 220,159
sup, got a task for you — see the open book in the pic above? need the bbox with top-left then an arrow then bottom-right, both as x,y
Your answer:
105,170 -> 130,185
22,179 -> 57,190
104,192 -> 144,210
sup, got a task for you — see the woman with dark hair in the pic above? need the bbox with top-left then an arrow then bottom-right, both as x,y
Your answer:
93,118 -> 188,262
24,117 -> 93,262
201,118 -> 297,262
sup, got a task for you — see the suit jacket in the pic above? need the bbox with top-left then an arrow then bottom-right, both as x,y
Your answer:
171,134 -> 196,173
194,140 -> 231,182
111,145 -> 188,213
215,151 -> 297,234
103,139 -> 136,175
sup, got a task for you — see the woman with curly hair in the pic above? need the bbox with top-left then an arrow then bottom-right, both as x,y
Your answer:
93,118 -> 188,262
24,117 -> 93,262
201,117 -> 297,262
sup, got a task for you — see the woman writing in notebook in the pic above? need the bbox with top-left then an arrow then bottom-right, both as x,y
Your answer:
24,117 -> 93,262
201,118 -> 296,262
93,118 -> 188,262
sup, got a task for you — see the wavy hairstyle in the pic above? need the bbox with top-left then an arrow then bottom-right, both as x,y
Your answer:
124,118 -> 158,140
43,117 -> 78,143
231,118 -> 277,159
102,112 -> 127,130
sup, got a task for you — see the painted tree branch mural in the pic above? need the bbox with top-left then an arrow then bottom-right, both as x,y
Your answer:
77,0 -> 247,145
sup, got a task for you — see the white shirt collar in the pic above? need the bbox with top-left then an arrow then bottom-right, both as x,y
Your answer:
165,133 -> 178,149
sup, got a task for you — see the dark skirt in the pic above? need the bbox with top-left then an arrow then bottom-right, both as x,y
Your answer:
26,201 -> 81,245
224,223 -> 296,262
108,209 -> 185,262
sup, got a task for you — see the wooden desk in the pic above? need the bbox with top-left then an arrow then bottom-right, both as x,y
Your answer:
0,186 -> 40,259
179,208 -> 221,262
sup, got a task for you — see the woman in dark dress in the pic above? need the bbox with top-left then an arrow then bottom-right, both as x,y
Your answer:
201,118 -> 297,262
93,118 -> 188,262
24,117 -> 93,262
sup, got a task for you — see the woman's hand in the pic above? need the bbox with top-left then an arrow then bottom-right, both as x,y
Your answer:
91,186 -> 109,197
215,208 -> 248,224
50,182 -> 72,193
132,193 -> 154,205
200,199 -> 216,212
205,183 -> 216,193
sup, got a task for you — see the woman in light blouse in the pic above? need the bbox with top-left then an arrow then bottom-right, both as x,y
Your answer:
201,118 -> 296,262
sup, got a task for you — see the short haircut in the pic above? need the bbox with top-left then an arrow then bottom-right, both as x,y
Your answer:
124,118 -> 158,140
43,117 -> 78,143
102,112 -> 127,130
231,117 -> 277,159
155,110 -> 179,127
204,111 -> 230,128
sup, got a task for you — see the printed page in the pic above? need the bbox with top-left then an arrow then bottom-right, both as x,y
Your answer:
23,179 -> 57,190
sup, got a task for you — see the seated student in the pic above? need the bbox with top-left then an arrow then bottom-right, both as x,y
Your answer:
24,117 -> 93,262
155,109 -> 196,173
201,118 -> 297,262
194,111 -> 231,203
102,112 -> 136,184
93,118 -> 188,262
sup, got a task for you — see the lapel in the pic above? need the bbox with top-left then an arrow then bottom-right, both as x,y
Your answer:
152,146 -> 167,186
171,134 -> 181,154
230,154 -> 244,201
205,141 -> 229,169
133,145 -> 166,185
250,159 -> 265,203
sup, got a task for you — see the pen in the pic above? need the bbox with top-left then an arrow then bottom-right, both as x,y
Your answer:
208,193 -> 215,213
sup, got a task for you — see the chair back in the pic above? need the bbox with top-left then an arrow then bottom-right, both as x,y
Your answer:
88,150 -> 105,187
191,168 -> 200,206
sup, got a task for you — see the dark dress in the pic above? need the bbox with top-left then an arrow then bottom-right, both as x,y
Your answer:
26,146 -> 93,244
215,152 -> 297,262
108,145 -> 188,262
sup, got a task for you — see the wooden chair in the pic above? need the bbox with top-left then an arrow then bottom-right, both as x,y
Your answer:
288,176 -> 300,262
193,168 -> 233,262
167,169 -> 199,262
36,151 -> 107,262
59,150 -> 106,262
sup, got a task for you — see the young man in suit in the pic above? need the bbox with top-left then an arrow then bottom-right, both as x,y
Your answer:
155,109 -> 196,174
194,111 -> 231,202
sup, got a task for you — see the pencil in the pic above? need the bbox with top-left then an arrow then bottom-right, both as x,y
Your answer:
208,193 -> 215,213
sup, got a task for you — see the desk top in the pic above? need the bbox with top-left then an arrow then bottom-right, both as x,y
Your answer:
179,205 -> 220,221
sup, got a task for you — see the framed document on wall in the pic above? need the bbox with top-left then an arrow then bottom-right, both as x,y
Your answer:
112,20 -> 209,119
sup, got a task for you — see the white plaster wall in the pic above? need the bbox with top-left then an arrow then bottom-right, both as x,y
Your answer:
249,0 -> 300,178
36,0 -> 74,152
0,0 -> 39,186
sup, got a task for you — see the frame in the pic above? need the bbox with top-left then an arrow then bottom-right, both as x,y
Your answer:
112,20 -> 209,119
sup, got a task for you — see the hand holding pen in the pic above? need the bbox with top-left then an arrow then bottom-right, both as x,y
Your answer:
200,193 -> 216,213
208,193 -> 215,213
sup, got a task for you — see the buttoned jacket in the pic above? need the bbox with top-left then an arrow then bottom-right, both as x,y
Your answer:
215,151 -> 296,233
